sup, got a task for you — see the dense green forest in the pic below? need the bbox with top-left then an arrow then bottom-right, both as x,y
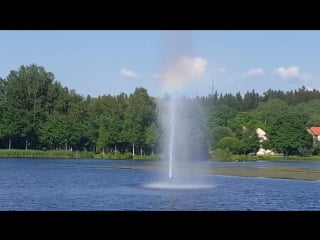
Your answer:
1,64 -> 320,158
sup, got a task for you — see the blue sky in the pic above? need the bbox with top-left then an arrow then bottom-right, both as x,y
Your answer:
0,30 -> 320,98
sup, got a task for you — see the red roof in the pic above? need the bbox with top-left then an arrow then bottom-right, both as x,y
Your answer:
310,127 -> 320,136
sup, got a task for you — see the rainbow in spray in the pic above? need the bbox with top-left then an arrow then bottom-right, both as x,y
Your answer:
162,56 -> 207,92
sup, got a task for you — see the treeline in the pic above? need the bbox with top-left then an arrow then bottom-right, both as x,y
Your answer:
1,64 -> 320,158
202,87 -> 320,157
0,64 -> 158,156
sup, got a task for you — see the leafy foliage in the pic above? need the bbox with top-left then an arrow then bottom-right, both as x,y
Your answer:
1,64 -> 320,158
217,136 -> 242,154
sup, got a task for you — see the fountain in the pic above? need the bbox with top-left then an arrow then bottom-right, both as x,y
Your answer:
144,30 -> 213,190
144,94 -> 213,190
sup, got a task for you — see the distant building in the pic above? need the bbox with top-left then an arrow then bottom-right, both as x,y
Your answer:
307,126 -> 320,142
256,127 -> 275,155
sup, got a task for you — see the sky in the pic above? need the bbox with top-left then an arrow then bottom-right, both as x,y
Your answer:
1,30 -> 320,98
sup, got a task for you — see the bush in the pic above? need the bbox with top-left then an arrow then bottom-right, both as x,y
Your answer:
217,136 -> 242,154
210,148 -> 233,161
80,151 -> 95,158
298,148 -> 312,157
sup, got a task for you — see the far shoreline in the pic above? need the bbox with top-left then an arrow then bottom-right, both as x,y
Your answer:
0,149 -> 157,160
1,149 -> 320,162
1,149 -> 320,181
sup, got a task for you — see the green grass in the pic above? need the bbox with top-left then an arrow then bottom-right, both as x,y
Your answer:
210,150 -> 320,162
0,149 -> 159,160
2,148 -> 320,162
0,149 -> 81,158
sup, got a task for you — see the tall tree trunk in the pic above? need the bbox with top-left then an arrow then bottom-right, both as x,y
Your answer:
115,144 -> 117,155
25,139 -> 28,150
33,97 -> 36,121
8,137 -> 11,150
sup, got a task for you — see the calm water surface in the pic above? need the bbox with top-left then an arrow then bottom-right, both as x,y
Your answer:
0,158 -> 319,210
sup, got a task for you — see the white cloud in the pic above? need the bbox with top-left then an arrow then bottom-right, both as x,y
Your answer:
274,66 -> 299,79
247,68 -> 264,77
120,68 -> 141,79
163,56 -> 207,91
274,66 -> 311,81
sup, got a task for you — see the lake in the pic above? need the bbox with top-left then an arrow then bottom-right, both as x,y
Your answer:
0,158 -> 319,210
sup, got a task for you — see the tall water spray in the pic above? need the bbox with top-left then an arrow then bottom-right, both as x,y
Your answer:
144,31 -> 211,190
161,31 -> 193,180
168,98 -> 175,179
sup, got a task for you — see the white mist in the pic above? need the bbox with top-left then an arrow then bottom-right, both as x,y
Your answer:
144,30 -> 213,190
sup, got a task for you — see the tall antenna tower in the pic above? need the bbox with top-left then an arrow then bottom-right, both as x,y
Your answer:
211,79 -> 214,96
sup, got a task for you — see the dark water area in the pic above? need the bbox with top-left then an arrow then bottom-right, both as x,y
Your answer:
0,158 -> 319,210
